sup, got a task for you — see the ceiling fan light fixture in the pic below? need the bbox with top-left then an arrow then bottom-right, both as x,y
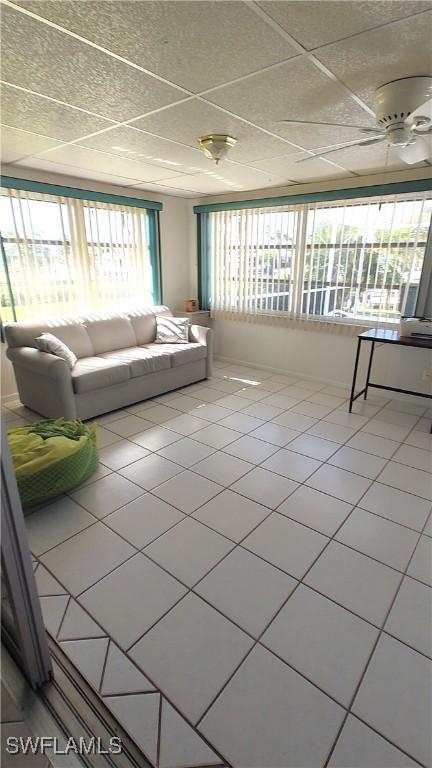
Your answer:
393,136 -> 430,164
386,124 -> 415,147
197,134 -> 237,164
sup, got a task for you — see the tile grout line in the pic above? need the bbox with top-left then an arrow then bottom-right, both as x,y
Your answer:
36,560 -> 233,767
155,693 -> 163,768
52,594 -> 71,641
192,418 -> 429,729
193,475 -> 371,728
322,506 -> 432,768
97,639 -> 112,699
18,379 -> 430,765
346,711 -> 425,768
27,389 -> 431,614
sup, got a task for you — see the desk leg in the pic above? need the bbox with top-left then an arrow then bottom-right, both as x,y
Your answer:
364,341 -> 375,401
349,338 -> 362,413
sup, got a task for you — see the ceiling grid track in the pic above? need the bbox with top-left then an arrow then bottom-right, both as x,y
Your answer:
1,0 -> 430,195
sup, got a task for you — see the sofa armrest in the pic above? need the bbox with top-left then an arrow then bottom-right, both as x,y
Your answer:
7,346 -> 70,378
189,325 -> 213,378
6,347 -> 77,419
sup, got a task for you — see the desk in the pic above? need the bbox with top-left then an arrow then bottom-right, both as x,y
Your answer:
349,328 -> 432,413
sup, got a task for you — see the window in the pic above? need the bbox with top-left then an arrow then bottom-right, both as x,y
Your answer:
0,188 -> 158,322
210,207 -> 299,315
207,191 -> 432,327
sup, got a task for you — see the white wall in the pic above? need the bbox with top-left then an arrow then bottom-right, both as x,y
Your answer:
1,165 -> 194,399
158,194 -> 192,309
213,317 -> 432,395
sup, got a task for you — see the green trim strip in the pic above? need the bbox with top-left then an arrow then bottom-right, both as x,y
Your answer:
147,209 -> 162,304
197,212 -> 211,311
193,178 -> 432,213
1,176 -> 163,210
155,210 -> 163,304
0,233 -> 17,324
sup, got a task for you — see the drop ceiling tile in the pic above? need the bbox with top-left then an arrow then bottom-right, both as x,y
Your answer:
258,1 -> 432,51
252,154 -> 350,183
1,83 -> 113,142
148,176 -> 218,194
217,164 -> 288,188
80,125 -> 212,173
0,126 -> 62,164
315,12 -> 432,108
2,5 -> 185,122
14,157 -> 142,189
15,157 -> 143,187
131,99 -> 294,163
132,181 -> 199,198
258,123 -> 379,152
206,59 -> 377,141
157,165 -> 287,194
18,0 -> 299,92
21,144 -> 187,182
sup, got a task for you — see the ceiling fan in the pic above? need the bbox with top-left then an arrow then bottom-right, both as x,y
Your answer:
279,77 -> 432,165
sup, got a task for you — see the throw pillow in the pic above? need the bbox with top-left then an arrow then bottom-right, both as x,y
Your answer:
155,316 -> 189,344
35,333 -> 77,369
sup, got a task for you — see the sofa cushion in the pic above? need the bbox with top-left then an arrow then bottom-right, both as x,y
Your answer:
5,320 -> 94,358
145,342 -> 206,367
51,323 -> 94,359
99,346 -> 172,378
83,315 -> 137,355
71,357 -> 130,394
126,308 -> 157,345
126,306 -> 172,345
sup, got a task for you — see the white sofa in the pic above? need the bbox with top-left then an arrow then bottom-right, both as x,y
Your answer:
5,306 -> 213,420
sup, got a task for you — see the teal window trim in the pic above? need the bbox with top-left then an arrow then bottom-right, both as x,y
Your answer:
193,178 -> 432,214
1,176 -> 163,210
197,212 -> 211,311
147,209 -> 163,304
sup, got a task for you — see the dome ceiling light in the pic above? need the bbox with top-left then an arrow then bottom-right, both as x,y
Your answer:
197,134 -> 237,164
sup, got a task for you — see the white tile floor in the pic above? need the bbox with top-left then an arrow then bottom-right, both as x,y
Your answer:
5,360 -> 432,768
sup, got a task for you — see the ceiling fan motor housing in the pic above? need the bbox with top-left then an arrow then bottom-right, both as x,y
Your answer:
374,76 -> 432,132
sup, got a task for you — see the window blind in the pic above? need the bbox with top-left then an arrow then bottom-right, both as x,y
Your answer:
0,188 -> 158,322
210,207 -> 300,317
207,191 -> 432,329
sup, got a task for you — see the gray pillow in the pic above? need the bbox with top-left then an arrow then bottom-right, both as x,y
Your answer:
155,316 -> 189,344
35,332 -> 77,369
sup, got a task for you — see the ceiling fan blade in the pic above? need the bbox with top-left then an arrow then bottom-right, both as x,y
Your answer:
393,137 -> 431,164
407,98 -> 432,126
277,119 -> 384,134
296,135 -> 385,163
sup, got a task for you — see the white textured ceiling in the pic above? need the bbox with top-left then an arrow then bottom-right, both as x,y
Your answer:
1,0 -> 431,197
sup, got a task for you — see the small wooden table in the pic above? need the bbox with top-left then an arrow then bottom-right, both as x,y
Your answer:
349,328 -> 432,413
173,310 -> 212,327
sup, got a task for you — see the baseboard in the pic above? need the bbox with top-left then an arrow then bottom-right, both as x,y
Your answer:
215,355 -> 350,389
215,355 -> 431,408
1,392 -> 18,405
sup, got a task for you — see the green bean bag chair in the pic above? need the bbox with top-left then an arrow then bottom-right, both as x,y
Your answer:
7,418 -> 99,509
